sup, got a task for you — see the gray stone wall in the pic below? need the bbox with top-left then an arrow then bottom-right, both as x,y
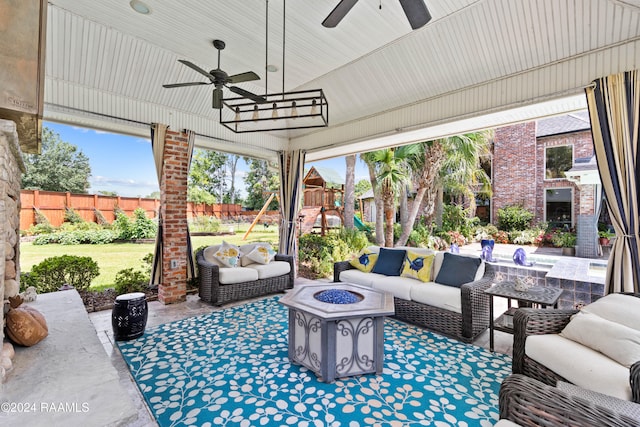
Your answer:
0,119 -> 24,384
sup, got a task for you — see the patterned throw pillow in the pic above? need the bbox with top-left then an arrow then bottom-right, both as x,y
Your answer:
349,249 -> 379,273
213,241 -> 241,268
401,251 -> 435,282
244,243 -> 276,265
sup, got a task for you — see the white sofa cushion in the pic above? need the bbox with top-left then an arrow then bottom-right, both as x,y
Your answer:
369,275 -> 415,300
339,269 -> 376,287
218,267 -> 259,284
560,311 -> 640,368
526,334 -> 632,401
582,293 -> 640,331
410,282 -> 463,313
247,261 -> 290,280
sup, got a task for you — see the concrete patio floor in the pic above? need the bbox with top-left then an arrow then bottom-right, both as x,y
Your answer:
3,278 -> 514,427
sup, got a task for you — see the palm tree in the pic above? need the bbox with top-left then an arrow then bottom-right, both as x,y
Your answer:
440,131 -> 493,216
344,154 -> 356,229
361,152 -> 385,245
364,145 -> 421,246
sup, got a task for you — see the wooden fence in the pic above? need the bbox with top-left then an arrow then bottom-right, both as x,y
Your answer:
19,190 -> 274,230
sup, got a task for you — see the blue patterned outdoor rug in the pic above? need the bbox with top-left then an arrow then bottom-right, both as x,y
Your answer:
118,296 -> 511,427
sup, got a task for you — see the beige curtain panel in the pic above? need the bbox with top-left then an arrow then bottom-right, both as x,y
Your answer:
278,149 -> 306,258
150,123 -> 168,286
585,70 -> 640,294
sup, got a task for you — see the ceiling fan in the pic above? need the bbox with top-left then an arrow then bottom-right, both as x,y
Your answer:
163,39 -> 267,109
322,0 -> 431,30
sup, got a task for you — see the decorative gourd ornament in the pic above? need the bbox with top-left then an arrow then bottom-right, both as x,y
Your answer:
5,296 -> 48,346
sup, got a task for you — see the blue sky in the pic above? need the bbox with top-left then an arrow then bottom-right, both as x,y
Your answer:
43,122 -> 369,198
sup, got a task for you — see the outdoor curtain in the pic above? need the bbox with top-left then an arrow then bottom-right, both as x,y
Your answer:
185,130 -> 196,281
278,149 -> 306,257
585,70 -> 640,294
150,123 -> 167,286
150,124 -> 196,286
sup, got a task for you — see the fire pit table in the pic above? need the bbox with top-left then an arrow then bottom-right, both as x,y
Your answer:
279,283 -> 394,383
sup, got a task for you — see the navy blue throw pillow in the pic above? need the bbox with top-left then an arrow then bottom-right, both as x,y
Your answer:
371,248 -> 407,276
435,253 -> 482,287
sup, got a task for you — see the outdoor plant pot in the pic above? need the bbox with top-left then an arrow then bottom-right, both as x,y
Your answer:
598,237 -> 611,246
561,247 -> 575,256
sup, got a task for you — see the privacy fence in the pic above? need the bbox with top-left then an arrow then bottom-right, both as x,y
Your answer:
19,190 -> 278,230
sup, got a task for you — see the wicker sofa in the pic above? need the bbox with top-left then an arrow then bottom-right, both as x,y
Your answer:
512,292 -> 640,404
333,246 -> 495,342
498,374 -> 640,426
196,243 -> 294,306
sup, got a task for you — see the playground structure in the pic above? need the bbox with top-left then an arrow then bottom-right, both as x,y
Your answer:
299,166 -> 344,236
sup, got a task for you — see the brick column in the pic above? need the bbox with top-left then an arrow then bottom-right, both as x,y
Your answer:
159,130 -> 189,304
492,122 -> 537,221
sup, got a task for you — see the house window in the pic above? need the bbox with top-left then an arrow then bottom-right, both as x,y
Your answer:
545,188 -> 573,228
545,145 -> 573,179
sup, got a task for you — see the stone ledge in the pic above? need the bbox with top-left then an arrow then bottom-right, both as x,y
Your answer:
0,290 -> 137,426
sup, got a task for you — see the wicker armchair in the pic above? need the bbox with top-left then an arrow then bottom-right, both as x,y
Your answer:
196,249 -> 294,306
499,374 -> 640,426
333,260 -> 495,342
512,293 -> 640,404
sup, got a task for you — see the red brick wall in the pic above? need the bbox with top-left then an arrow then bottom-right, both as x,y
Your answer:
492,122 -> 537,221
159,130 -> 189,304
492,124 -> 595,226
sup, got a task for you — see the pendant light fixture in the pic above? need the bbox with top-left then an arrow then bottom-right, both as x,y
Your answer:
220,0 -> 328,133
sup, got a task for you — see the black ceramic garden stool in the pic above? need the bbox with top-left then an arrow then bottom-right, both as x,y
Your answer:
112,292 -> 148,341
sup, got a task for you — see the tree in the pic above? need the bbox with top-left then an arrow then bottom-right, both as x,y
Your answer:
226,154 -> 240,205
145,191 -> 161,199
361,153 -> 385,245
188,149 -> 227,204
243,157 -> 279,210
343,155 -> 356,229
440,131 -> 493,217
22,127 -> 91,193
396,140 -> 446,246
363,145 -> 421,247
98,190 -> 118,197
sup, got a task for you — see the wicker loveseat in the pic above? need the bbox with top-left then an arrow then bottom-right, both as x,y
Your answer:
333,246 -> 495,342
498,374 -> 640,426
196,243 -> 294,306
513,292 -> 640,403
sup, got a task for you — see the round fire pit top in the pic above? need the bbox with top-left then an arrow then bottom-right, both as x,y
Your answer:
314,289 -> 363,304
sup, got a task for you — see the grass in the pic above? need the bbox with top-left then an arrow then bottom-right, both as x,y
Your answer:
20,227 -> 279,290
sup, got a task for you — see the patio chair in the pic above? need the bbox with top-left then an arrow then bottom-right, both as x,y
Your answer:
512,292 -> 640,403
498,374 -> 640,426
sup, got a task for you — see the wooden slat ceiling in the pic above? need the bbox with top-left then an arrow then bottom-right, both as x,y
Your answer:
43,0 -> 640,161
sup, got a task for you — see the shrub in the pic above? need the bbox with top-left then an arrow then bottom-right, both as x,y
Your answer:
552,231 -> 577,248
26,223 -> 55,236
34,208 -> 51,226
28,255 -> 99,293
114,267 -> 149,295
497,205 -> 534,231
189,216 -> 221,233
64,207 -> 84,224
472,224 -> 499,242
509,229 -> 542,245
493,230 -> 509,244
441,204 -> 478,239
298,233 -> 351,279
446,230 -> 467,246
130,208 -> 157,239
112,211 -> 133,239
32,229 -> 117,245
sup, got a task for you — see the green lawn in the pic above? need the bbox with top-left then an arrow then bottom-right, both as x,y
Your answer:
20,229 -> 279,290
